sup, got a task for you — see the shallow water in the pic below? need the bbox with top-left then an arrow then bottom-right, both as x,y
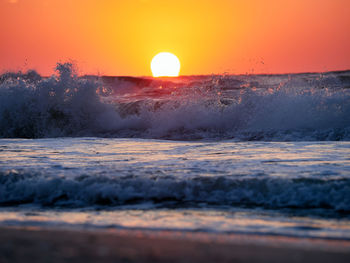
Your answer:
0,138 -> 349,239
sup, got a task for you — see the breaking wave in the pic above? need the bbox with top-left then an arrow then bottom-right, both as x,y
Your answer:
1,169 -> 349,215
1,63 -> 350,140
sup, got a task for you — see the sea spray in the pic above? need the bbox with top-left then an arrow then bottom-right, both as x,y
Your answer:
1,63 -> 349,140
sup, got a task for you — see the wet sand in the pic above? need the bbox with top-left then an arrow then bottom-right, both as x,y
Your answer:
0,226 -> 349,263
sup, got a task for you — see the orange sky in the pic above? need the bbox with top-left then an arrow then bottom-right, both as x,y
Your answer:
1,0 -> 350,76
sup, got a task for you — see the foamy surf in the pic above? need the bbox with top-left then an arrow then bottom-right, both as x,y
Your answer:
1,63 -> 349,140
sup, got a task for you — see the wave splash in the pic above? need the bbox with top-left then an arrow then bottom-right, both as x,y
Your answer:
1,63 -> 350,140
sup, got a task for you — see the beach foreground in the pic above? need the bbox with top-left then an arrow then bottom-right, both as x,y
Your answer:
1,226 -> 349,263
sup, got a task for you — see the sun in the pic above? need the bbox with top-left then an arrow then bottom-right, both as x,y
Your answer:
151,52 -> 181,77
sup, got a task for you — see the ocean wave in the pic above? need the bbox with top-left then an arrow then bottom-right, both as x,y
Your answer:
0,63 -> 350,140
0,169 -> 349,213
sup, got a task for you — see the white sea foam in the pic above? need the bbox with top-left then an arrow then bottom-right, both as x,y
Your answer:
0,63 -> 349,140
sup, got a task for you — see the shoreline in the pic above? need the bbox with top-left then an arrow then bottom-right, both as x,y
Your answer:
1,226 -> 349,263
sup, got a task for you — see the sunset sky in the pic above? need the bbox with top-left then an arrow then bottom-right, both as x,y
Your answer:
1,0 -> 350,76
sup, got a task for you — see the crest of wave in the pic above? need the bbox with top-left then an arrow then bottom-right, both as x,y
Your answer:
130,76 -> 350,140
0,63 -> 349,140
0,63 -> 142,138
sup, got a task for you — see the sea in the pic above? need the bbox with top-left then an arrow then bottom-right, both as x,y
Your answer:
0,63 -> 350,241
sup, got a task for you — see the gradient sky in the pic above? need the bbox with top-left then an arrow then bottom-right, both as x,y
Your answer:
1,0 -> 350,76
